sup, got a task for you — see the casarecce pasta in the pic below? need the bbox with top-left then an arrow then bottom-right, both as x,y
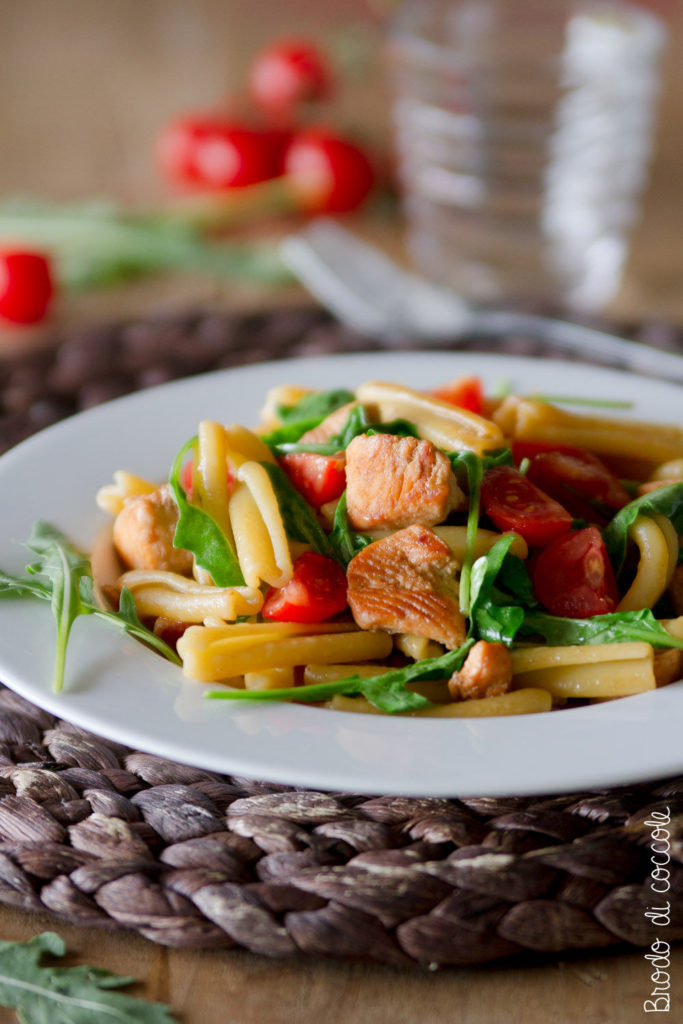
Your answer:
95,378 -> 683,717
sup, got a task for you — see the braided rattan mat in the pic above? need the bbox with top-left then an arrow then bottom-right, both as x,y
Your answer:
0,304 -> 682,967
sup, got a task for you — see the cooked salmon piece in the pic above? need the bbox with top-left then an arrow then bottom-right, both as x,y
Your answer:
299,401 -> 359,445
113,484 -> 193,575
346,524 -> 466,649
345,433 -> 464,531
448,640 -> 513,701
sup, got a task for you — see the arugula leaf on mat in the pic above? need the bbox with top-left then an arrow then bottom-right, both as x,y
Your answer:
0,931 -> 178,1024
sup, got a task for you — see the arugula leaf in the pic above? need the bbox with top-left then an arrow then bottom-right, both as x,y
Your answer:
445,448 -> 512,616
0,196 -> 289,291
259,462 -> 336,559
1,524 -> 181,692
602,482 -> 683,574
23,522 -> 92,693
261,389 -> 355,446
168,437 -> 245,587
519,608 -> 683,650
207,641 -> 474,712
0,931 -> 178,1023
270,408 -> 418,456
329,491 -> 372,566
468,535 -> 534,644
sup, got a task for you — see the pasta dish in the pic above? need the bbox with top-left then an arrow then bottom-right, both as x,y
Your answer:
94,376 -> 683,717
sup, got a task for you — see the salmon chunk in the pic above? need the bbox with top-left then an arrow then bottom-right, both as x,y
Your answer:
346,525 -> 466,649
448,640 -> 513,701
113,484 -> 193,575
345,433 -> 464,531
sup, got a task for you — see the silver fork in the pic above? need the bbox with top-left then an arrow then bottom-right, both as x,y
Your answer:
280,219 -> 683,383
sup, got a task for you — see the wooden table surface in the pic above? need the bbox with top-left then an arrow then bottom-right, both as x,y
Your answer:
1,3 -> 682,1022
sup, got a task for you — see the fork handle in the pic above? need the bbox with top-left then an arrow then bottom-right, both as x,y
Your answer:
464,310 -> 683,384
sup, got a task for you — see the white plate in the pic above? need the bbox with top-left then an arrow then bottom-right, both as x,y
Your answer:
0,351 -> 681,797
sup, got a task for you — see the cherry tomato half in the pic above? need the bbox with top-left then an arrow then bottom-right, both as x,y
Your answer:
533,527 -> 619,618
526,448 -> 631,524
261,551 -> 348,623
284,129 -> 375,214
480,465 -> 572,546
279,452 -> 346,509
431,375 -> 484,415
248,39 -> 331,118
0,250 -> 54,325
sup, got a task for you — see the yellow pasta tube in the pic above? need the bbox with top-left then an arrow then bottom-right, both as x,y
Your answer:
96,471 -> 157,516
650,458 -> 683,482
259,385 -> 312,429
432,527 -> 528,562
118,570 -> 263,622
512,642 -> 655,698
493,396 -> 683,465
224,424 -> 276,469
245,667 -> 296,691
662,616 -> 683,641
179,627 -> 393,682
327,688 -> 552,716
355,381 -> 504,455
394,634 -> 445,661
616,516 -> 672,612
195,421 -> 233,539
229,461 -> 292,588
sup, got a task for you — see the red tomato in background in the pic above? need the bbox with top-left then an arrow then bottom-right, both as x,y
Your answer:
432,376 -> 484,415
0,250 -> 54,324
525,448 -> 631,524
480,465 -> 572,546
261,551 -> 348,622
157,115 -> 283,189
279,452 -> 346,509
533,527 -> 619,618
248,39 -> 331,118
284,129 -> 375,213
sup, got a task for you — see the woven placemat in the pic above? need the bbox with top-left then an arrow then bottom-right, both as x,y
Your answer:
0,305 -> 682,968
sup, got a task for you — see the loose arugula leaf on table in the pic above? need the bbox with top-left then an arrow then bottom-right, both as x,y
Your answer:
259,461 -> 336,559
1,523 -> 180,692
207,641 -> 474,712
602,482 -> 683,574
0,196 -> 289,291
0,931 -> 178,1024
329,491 -> 372,566
168,437 -> 245,587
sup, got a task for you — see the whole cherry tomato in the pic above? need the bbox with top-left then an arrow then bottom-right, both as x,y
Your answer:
0,250 -> 54,325
261,551 -> 348,623
279,452 -> 346,509
248,39 -> 331,118
157,115 -> 280,190
533,527 -> 619,618
284,129 -> 375,214
480,465 -> 572,546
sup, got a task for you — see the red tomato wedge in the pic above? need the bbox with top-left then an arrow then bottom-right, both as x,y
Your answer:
480,465 -> 572,546
279,452 -> 346,509
525,448 -> 630,523
0,250 -> 54,324
261,551 -> 348,623
533,527 -> 619,618
431,376 -> 484,415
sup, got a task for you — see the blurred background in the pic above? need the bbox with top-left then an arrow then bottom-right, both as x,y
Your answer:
0,0 -> 681,327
